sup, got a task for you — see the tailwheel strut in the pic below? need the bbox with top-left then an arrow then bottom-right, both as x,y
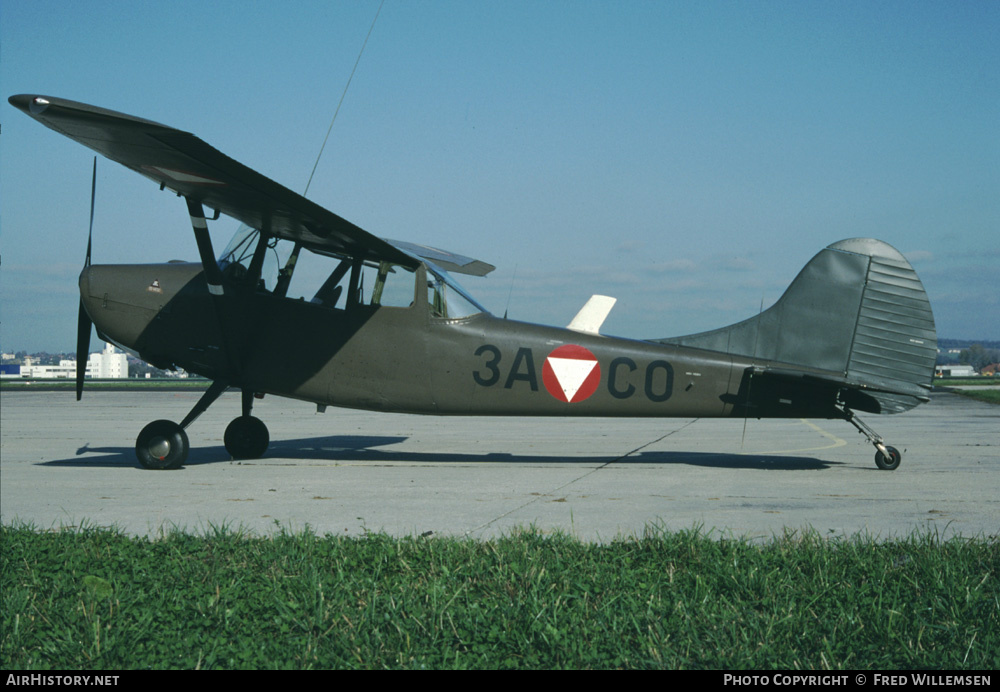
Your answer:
839,406 -> 901,471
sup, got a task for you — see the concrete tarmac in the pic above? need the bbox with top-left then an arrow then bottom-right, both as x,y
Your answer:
1,389 -> 997,540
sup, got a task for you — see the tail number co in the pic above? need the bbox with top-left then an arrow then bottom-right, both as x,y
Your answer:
473,346 -> 672,402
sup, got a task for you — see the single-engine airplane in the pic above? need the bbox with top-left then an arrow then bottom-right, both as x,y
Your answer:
10,94 -> 937,471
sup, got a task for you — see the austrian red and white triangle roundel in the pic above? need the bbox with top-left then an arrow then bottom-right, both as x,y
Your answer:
542,344 -> 601,403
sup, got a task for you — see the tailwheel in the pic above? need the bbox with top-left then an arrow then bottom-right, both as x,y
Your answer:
224,415 -> 269,460
136,420 -> 189,470
875,445 -> 902,471
839,405 -> 902,471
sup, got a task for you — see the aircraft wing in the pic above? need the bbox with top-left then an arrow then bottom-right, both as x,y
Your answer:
9,94 -> 429,269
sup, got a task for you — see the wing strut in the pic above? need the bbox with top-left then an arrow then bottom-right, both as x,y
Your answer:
273,242 -> 303,298
185,198 -> 225,295
184,197 -> 245,381
180,379 -> 230,429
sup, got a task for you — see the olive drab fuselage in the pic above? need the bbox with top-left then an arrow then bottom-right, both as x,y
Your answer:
81,260 -> 779,420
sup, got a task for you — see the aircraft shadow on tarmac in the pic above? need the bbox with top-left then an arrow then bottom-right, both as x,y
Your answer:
39,435 -> 840,471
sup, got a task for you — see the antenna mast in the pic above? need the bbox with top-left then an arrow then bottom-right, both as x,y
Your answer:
304,0 -> 386,197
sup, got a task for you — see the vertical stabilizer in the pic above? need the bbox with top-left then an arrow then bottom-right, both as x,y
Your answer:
655,238 -> 936,413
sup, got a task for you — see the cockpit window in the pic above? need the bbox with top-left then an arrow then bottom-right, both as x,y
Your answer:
217,225 -> 291,291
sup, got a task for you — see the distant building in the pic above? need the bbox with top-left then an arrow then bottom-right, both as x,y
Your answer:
935,364 -> 977,378
4,342 -> 128,379
87,342 -> 129,378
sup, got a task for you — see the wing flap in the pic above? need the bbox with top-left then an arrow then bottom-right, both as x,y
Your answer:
386,239 -> 495,276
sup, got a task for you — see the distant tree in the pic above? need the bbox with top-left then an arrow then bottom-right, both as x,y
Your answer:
128,360 -> 172,378
959,344 -> 1000,372
936,351 -> 960,366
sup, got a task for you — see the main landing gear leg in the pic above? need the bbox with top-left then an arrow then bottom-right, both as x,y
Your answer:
135,380 -> 229,470
840,407 -> 901,471
223,389 -> 270,460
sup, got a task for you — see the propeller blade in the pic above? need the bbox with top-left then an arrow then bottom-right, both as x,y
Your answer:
85,157 -> 95,267
77,156 -> 97,400
75,300 -> 92,401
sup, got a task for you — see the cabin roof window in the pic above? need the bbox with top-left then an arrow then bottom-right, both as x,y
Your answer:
425,263 -> 489,319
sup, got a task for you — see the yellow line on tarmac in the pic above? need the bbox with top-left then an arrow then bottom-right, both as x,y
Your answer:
739,419 -> 848,456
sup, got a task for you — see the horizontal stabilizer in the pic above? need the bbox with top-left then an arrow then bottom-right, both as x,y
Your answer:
567,295 -> 617,335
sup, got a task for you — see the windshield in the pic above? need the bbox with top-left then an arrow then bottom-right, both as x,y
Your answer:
217,224 -> 291,291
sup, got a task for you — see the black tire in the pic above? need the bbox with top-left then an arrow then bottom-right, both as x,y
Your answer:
224,415 -> 269,459
136,420 -> 189,470
875,445 -> 901,471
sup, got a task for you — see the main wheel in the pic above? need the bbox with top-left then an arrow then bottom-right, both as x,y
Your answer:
136,420 -> 189,470
224,415 -> 269,459
875,445 -> 901,471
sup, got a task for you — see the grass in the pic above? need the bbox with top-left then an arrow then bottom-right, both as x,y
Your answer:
934,378 -> 1000,387
1,524 -> 997,670
932,377 -> 1000,405
948,389 -> 1000,405
1,378 -> 212,391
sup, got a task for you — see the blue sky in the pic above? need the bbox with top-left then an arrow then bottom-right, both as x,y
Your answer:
2,0 -> 997,353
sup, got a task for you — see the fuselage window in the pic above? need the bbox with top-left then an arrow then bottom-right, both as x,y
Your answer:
217,227 -> 419,311
360,262 -> 416,308
310,257 -> 350,308
426,268 -> 486,319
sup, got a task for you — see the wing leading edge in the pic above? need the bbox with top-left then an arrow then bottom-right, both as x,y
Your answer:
10,94 -> 493,275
